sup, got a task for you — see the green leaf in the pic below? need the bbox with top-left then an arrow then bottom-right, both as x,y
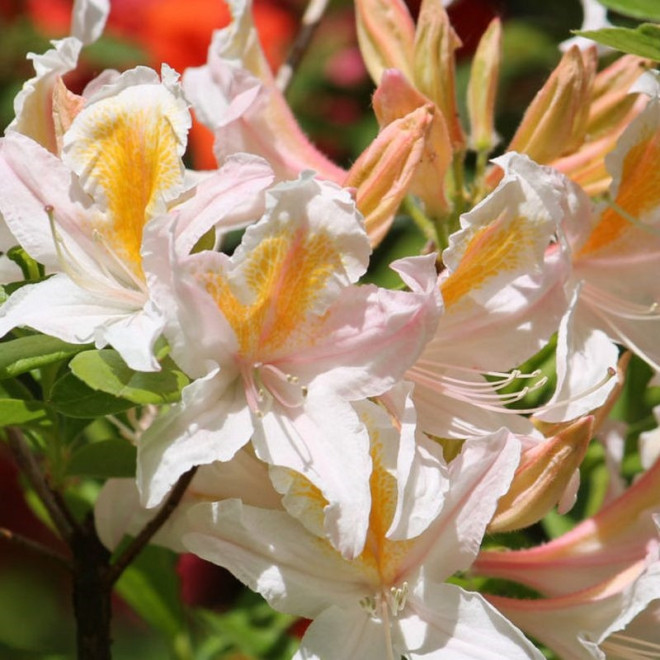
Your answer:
0,334 -> 90,379
595,0 -> 660,21
576,23 -> 660,60
0,398 -> 50,426
541,509 -> 575,539
69,349 -> 188,405
49,372 -> 136,418
6,245 -> 44,281
67,439 -> 137,478
196,591 -> 298,658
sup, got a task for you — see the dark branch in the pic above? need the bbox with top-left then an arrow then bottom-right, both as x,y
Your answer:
106,465 -> 198,585
275,0 -> 331,93
6,426 -> 78,542
0,526 -> 72,569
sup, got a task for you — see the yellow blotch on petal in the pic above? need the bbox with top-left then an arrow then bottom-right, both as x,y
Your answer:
579,127 -> 660,256
69,100 -> 183,277
203,225 -> 342,359
441,213 -> 529,308
358,426 -> 415,586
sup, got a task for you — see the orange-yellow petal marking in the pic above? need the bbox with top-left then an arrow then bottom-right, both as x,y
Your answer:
441,211 -> 532,309
201,224 -> 342,359
578,120 -> 660,257
65,88 -> 185,277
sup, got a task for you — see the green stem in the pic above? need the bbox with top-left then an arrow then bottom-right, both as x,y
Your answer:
401,196 -> 439,247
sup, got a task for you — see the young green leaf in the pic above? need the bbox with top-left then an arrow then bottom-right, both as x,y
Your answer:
0,334 -> 90,379
595,0 -> 660,21
575,23 -> 660,60
50,372 -> 136,418
68,350 -> 188,405
0,398 -> 50,426
67,439 -> 137,478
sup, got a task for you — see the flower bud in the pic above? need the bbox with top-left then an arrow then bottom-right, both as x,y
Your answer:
373,69 -> 453,217
507,46 -> 597,164
412,0 -> 466,151
467,18 -> 502,154
345,104 -> 433,246
488,416 -> 593,533
355,0 -> 415,83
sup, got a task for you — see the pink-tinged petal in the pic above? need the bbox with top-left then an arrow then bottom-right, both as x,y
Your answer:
183,7 -> 345,183
384,384 -> 449,541
143,228 -> 239,378
232,174 -> 370,297
183,499 -> 370,617
536,288 -> 618,423
296,606 -> 387,660
486,553 -> 660,660
9,37 -> 83,153
586,599 -> 660,659
0,273 -> 140,344
97,449 -> 281,552
399,429 -> 521,582
404,582 -> 543,659
98,301 -> 164,372
95,478 -> 145,551
288,254 -> 441,400
428,247 -> 567,372
435,155 -> 572,371
62,67 -> 190,275
574,253 -> 660,370
253,394 -> 372,560
0,132 -> 91,270
137,372 -> 254,508
71,0 -> 109,45
168,153 -> 274,255
577,100 -> 660,260
473,456 -> 660,596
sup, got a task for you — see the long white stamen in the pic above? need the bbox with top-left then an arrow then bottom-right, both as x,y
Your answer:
410,362 -> 548,413
381,594 -> 396,660
242,362 -> 308,417
582,282 -> 660,321
46,205 -> 146,304
586,300 -> 660,372
602,632 -> 660,659
91,229 -> 148,294
604,196 -> 660,238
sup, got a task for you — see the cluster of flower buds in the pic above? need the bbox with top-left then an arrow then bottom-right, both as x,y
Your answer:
0,0 -> 659,657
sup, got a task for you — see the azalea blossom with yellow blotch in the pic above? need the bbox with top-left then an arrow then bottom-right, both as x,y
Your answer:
0,64 -> 274,370
562,72 -> 660,372
137,173 -> 442,558
180,393 -> 543,659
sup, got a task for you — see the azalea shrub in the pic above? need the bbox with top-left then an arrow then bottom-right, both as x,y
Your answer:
1,0 -> 660,658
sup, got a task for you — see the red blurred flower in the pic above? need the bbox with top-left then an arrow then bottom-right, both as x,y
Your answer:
176,553 -> 243,609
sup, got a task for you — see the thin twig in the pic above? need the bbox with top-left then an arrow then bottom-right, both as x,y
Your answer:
6,426 -> 78,542
275,0 -> 331,93
106,466 -> 198,585
0,526 -> 72,569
